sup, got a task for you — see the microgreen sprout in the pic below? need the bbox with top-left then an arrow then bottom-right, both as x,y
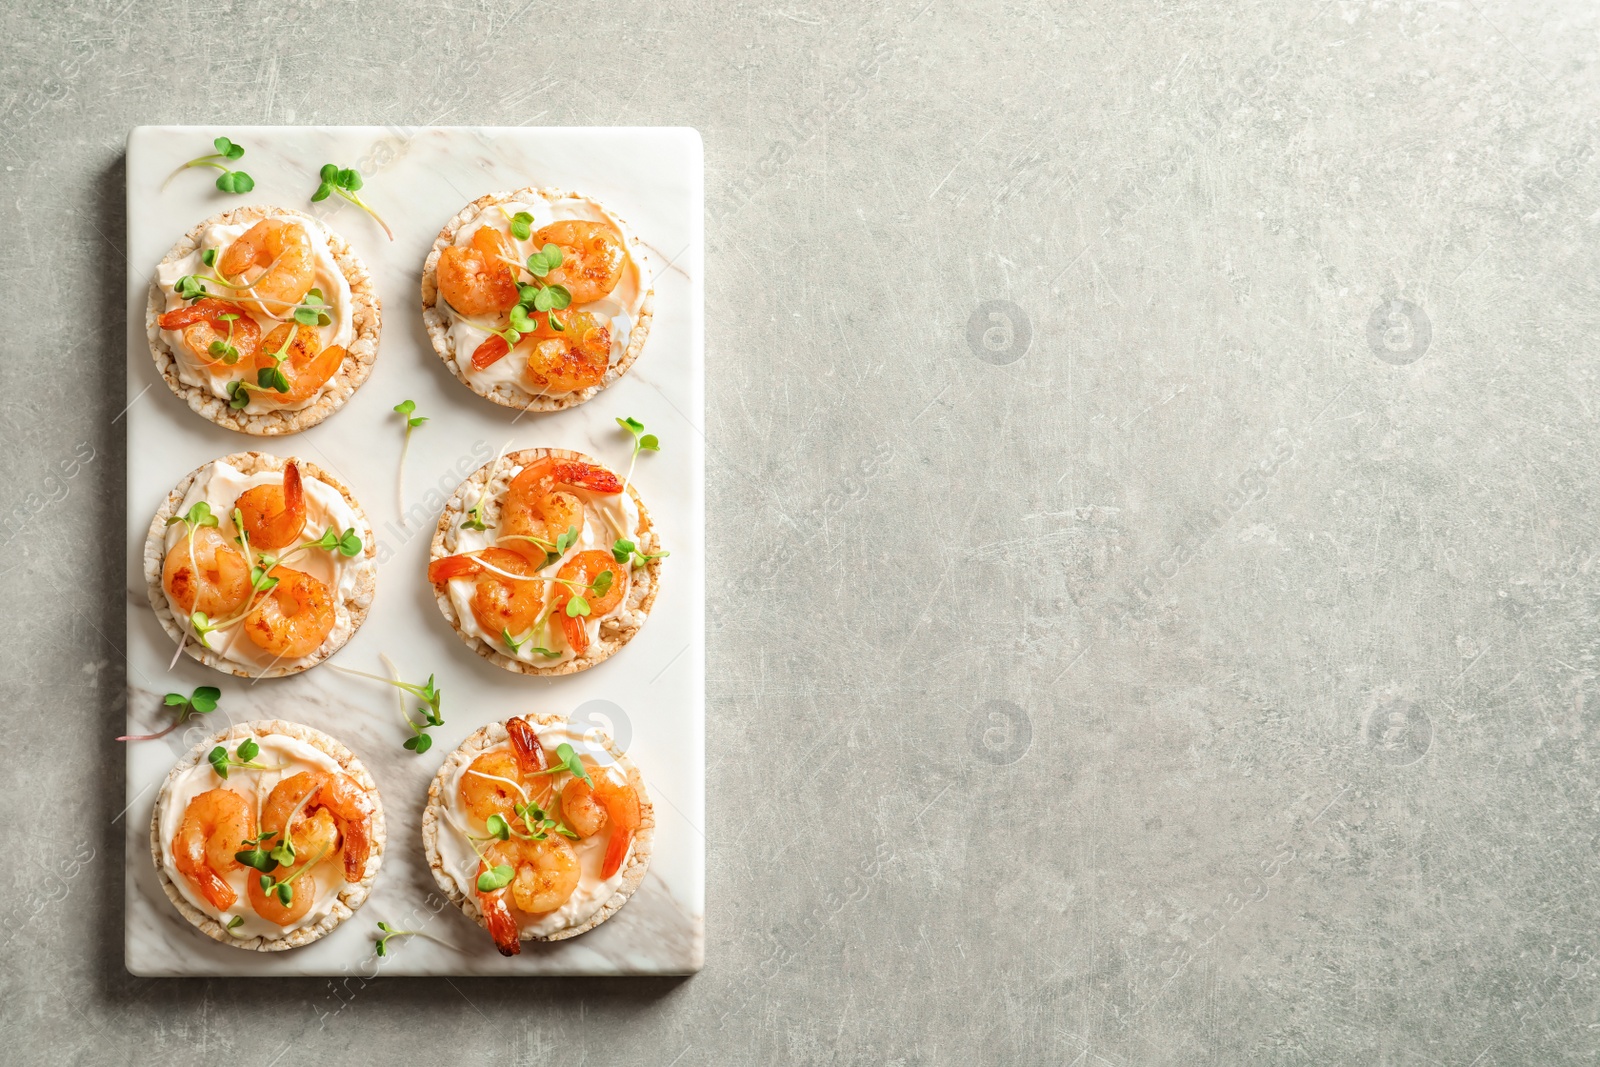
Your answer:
461,441 -> 509,534
312,163 -> 393,240
234,829 -> 281,873
611,537 -> 670,569
478,799 -> 577,843
226,915 -> 246,935
163,136 -> 255,194
331,658 -> 443,754
207,737 -> 274,779
375,921 -> 423,957
394,400 -> 427,522
615,416 -> 660,494
307,525 -> 364,557
256,846 -> 329,907
166,501 -> 219,533
116,685 -> 221,742
480,234 -> 573,338
500,627 -> 561,658
528,742 -> 593,787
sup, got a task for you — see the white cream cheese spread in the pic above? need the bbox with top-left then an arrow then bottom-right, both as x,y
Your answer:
436,722 -> 632,937
155,213 -> 354,414
158,732 -> 351,940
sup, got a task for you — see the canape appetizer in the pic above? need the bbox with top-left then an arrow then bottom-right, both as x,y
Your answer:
150,720 -> 385,950
426,448 -> 663,676
144,452 -> 376,678
421,188 -> 652,412
147,206 -> 380,434
423,715 -> 651,953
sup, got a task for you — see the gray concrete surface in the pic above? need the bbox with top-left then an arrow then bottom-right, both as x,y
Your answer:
4,0 -> 1599,1062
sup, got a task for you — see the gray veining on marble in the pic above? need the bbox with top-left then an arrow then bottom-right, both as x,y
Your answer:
5,0 -> 1600,1062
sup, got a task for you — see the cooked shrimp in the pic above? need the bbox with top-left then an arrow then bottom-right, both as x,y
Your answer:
262,770 -> 377,883
157,297 -> 262,369
531,220 -> 626,303
427,548 -> 544,635
498,458 -> 622,566
549,550 -> 627,657
254,324 -> 345,406
174,787 -> 255,911
458,716 -> 551,822
234,462 -> 305,550
217,219 -> 315,319
163,526 -> 251,618
476,835 -> 582,955
241,566 -> 335,658
437,226 -> 519,317
560,761 -> 640,876
247,859 -> 316,926
524,311 -> 611,394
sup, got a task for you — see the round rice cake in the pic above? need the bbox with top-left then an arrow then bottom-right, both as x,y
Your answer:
421,714 -> 653,946
427,447 -> 662,676
149,718 -> 386,951
420,187 -> 653,412
143,451 -> 377,678
145,204 -> 380,435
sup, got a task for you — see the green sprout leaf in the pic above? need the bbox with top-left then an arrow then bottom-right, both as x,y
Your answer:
174,275 -> 208,301
165,137 -> 254,195
510,212 -> 534,240
167,501 -> 219,530
611,538 -> 636,563
162,686 -> 221,726
485,814 -> 511,841
565,595 -> 591,618
477,864 -> 515,892
555,742 -> 591,785
591,569 -> 614,598
375,920 -> 420,957
311,162 -> 392,239
258,365 -> 291,394
202,248 -> 218,267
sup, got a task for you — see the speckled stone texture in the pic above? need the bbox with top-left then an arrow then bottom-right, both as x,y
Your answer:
4,0 -> 1599,1063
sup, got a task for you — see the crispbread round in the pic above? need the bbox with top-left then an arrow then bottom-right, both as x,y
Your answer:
143,451 -> 378,679
145,205 -> 381,435
427,448 -> 662,676
421,714 -> 653,945
149,719 -> 387,952
420,187 -> 654,412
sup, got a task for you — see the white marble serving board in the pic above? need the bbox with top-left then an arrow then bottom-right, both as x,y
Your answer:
123,126 -> 704,976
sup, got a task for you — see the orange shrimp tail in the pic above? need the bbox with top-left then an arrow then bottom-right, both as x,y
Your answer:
506,717 -> 550,775
477,868 -> 523,957
471,334 -> 511,370
339,822 -> 371,883
158,297 -> 238,331
188,865 -> 239,911
282,461 -> 303,518
560,611 -> 590,657
601,828 -> 633,880
427,554 -> 483,583
552,461 -> 622,496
